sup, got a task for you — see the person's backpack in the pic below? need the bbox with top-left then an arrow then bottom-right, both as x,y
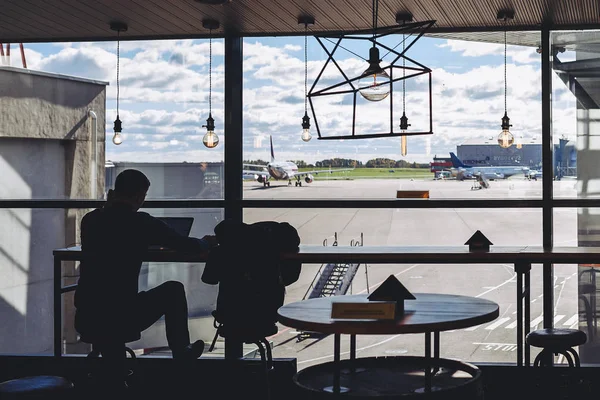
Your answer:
202,220 -> 301,346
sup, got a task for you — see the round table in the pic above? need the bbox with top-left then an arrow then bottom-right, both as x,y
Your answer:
277,293 -> 499,395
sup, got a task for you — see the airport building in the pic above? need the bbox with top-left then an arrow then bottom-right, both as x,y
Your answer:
455,136 -> 577,178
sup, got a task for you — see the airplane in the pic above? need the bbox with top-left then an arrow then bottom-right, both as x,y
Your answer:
448,152 -> 530,180
243,136 -> 353,187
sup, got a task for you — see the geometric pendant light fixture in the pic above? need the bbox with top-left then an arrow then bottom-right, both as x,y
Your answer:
497,10 -> 514,149
299,15 -> 315,142
110,21 -> 127,146
307,12 -> 435,140
202,19 -> 220,149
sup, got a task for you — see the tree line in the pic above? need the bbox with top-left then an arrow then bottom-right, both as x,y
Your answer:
242,158 -> 429,169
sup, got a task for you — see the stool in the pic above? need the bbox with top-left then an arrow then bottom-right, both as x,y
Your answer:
209,311 -> 277,400
0,375 -> 74,399
80,332 -> 140,390
526,328 -> 587,367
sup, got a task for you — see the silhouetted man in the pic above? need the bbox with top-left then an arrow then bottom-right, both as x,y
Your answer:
74,169 -> 216,360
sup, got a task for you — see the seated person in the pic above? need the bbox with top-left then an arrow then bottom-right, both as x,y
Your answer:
74,169 -> 217,360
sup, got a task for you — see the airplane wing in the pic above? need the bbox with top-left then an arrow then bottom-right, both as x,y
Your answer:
243,169 -> 269,178
244,163 -> 268,169
290,168 -> 354,178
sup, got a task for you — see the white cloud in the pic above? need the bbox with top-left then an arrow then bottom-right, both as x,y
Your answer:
439,41 -> 540,64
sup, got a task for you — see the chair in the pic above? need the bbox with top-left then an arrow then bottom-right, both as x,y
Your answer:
209,311 -> 276,400
0,375 -> 74,400
526,328 -> 587,367
79,331 -> 140,390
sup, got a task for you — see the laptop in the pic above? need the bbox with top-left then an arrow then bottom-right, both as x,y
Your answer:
148,217 -> 195,250
157,217 -> 194,237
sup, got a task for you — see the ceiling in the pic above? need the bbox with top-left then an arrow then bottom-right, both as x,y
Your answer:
1,0 -> 600,44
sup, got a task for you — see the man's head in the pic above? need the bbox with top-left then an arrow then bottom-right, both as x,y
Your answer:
112,169 -> 150,210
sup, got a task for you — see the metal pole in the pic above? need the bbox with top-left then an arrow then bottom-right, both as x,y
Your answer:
54,255 -> 62,357
541,25 -> 554,365
224,34 -> 244,359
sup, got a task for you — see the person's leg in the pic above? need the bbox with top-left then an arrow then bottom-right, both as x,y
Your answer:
134,280 -> 191,351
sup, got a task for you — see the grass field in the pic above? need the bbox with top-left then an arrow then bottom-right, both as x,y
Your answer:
300,167 -> 433,180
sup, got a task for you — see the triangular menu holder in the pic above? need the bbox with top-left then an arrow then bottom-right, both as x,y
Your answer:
367,275 -> 415,315
465,230 -> 493,252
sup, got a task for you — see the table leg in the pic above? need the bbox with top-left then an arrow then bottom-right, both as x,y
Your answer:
350,334 -> 356,363
54,255 -> 62,358
515,262 -> 532,367
425,332 -> 432,391
524,267 -> 531,366
324,333 -> 349,393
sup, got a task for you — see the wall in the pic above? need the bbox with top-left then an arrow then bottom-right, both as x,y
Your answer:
0,66 -> 107,354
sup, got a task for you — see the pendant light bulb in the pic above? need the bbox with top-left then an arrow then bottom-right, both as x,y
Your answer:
300,17 -> 314,142
401,135 -> 407,156
497,11 -> 514,149
358,47 -> 390,102
301,113 -> 311,142
202,20 -> 220,149
202,113 -> 219,149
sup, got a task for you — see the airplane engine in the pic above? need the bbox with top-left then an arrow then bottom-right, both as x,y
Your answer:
305,174 -> 314,184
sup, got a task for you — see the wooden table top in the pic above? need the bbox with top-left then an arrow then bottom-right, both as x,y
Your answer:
277,293 -> 499,335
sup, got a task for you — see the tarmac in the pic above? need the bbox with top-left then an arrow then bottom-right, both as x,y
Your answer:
240,176 -> 582,369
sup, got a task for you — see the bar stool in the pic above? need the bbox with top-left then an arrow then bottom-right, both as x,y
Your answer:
79,331 -> 140,391
0,375 -> 74,399
526,328 -> 587,367
209,311 -> 276,400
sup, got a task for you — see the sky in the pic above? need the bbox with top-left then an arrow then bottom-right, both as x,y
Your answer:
5,33 -> 577,165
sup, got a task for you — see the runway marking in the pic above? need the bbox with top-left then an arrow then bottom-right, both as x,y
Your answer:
563,315 -> 578,326
474,342 -> 517,352
357,264 -> 421,294
485,317 -> 510,330
529,316 -> 544,328
554,315 -> 565,324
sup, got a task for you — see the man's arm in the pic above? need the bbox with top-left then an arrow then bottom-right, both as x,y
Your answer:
141,213 -> 216,252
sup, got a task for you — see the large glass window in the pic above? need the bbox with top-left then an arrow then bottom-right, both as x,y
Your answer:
0,39 -> 224,200
242,36 -> 542,199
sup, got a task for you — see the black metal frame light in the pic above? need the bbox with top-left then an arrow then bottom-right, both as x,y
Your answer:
307,16 -> 435,140
110,21 -> 127,145
202,18 -> 220,148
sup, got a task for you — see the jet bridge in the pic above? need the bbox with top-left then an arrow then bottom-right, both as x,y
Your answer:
296,233 -> 369,342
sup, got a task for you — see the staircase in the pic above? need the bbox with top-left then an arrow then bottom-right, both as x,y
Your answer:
297,262 -> 361,341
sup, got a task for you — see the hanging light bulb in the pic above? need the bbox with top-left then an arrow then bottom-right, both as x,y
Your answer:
110,22 -> 127,146
399,30 -> 409,156
299,16 -> 314,142
113,116 -> 123,145
202,113 -> 218,148
358,1 -> 389,102
498,113 -> 514,148
301,113 -> 311,142
202,20 -> 220,148
358,46 -> 390,102
497,11 -> 514,149
400,113 -> 410,156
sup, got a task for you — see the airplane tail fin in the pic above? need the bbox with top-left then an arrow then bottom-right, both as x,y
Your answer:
449,152 -> 468,168
270,135 -> 275,163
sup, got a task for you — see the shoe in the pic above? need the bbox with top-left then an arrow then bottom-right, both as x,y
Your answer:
173,340 -> 205,360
